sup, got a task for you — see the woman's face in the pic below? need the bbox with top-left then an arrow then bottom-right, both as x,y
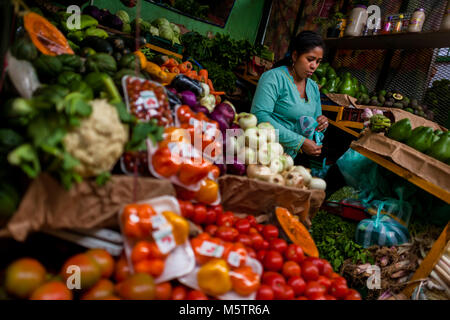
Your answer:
292,46 -> 324,79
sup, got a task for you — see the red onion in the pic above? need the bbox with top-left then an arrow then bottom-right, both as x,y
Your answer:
213,103 -> 235,125
180,90 -> 197,107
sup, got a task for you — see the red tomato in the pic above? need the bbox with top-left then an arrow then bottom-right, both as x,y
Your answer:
321,260 -> 334,277
256,250 -> 266,262
255,224 -> 264,233
250,233 -> 265,250
330,272 -> 341,280
345,289 -> 362,300
205,225 -> 218,236
234,219 -> 251,234
211,204 -> 223,216
245,247 -> 257,259
304,281 -> 326,300
272,283 -> 295,300
248,227 -> 259,235
325,294 -> 337,300
305,257 -> 325,274
204,208 -> 217,225
329,278 -> 349,299
245,215 -> 258,227
269,239 -> 288,253
263,250 -> 284,272
261,240 -> 269,250
262,225 -> 279,240
178,200 -> 194,219
256,284 -> 274,300
301,261 -> 319,281
287,276 -> 306,296
317,275 -> 332,291
216,212 -> 234,227
296,296 -> 308,300
155,282 -> 172,300
284,244 -> 305,263
262,272 -> 285,287
192,205 -> 207,225
215,226 -> 239,242
171,286 -> 187,300
235,234 -> 252,247
187,290 -> 208,300
282,261 -> 301,278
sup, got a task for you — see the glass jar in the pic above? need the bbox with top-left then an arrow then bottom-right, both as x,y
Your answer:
345,5 -> 368,37
441,2 -> 450,31
408,8 -> 426,32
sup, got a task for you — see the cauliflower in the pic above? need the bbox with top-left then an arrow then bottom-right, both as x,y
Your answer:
63,99 -> 129,177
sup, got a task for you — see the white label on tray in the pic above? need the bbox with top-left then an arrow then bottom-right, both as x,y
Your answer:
227,251 -> 242,267
167,142 -> 202,160
198,241 -> 224,258
151,215 -> 170,229
135,90 -> 159,110
153,228 -> 176,254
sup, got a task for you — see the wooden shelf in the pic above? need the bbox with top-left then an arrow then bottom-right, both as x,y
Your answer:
324,30 -> 450,50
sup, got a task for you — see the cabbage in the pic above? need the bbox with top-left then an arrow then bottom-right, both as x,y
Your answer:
150,26 -> 159,37
159,25 -> 175,41
122,23 -> 131,34
116,10 -> 130,24
132,18 -> 151,33
170,23 -> 180,35
152,18 -> 170,28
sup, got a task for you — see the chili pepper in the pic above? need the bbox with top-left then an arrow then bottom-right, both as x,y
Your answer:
194,179 -> 219,205
197,259 -> 232,296
176,105 -> 195,123
162,211 -> 189,245
152,147 -> 181,177
177,161 -> 212,185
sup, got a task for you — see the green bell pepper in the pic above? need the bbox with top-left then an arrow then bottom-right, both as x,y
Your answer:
387,118 -> 412,142
426,134 -> 450,163
338,77 -> 355,97
57,71 -> 82,87
406,126 -> 434,153
326,67 -> 337,80
84,27 -> 109,39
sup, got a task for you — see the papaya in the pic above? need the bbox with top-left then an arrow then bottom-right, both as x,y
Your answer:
387,118 -> 412,142
406,126 -> 434,153
426,134 -> 450,163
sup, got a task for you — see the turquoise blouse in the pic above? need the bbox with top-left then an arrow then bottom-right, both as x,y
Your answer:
250,65 -> 323,158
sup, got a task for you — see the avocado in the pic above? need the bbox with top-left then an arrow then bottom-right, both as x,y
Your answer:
411,99 -> 418,108
379,90 -> 387,97
81,36 -> 114,55
386,92 -> 393,98
405,108 -> 414,113
393,102 -> 404,109
378,96 -> 386,104
402,100 -> 410,108
384,101 -> 394,108
370,99 -> 379,106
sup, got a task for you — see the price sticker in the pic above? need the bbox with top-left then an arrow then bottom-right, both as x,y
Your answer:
150,215 -> 170,230
198,241 -> 224,258
227,251 -> 242,267
153,228 -> 176,254
136,90 -> 159,110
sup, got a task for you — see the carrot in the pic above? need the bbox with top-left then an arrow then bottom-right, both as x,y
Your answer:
199,69 -> 208,81
170,66 -> 180,74
161,66 -> 170,73
207,78 -> 215,92
162,58 -> 178,68
179,63 -> 188,74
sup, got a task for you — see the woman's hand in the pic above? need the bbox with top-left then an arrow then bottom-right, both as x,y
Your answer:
316,115 -> 329,132
301,138 -> 322,156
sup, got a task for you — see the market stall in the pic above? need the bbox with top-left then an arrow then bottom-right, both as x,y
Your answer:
0,0 -> 448,303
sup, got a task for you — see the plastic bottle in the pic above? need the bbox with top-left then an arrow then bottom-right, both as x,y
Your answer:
441,1 -> 450,31
381,16 -> 393,34
345,5 -> 368,37
408,8 -> 426,32
393,14 -> 404,33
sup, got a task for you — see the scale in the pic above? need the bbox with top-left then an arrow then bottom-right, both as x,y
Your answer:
321,198 -> 370,221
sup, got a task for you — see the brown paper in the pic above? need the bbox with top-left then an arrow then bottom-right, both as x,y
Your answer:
218,175 -> 326,228
351,133 -> 450,192
1,174 -> 176,241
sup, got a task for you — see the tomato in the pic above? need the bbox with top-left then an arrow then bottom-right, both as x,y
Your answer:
273,283 -> 294,300
345,289 -> 362,300
325,294 -> 337,300
256,250 -> 266,262
317,275 -> 332,291
177,105 -> 194,123
116,273 -> 155,300
304,281 -> 326,300
86,249 -> 115,279
137,204 -> 156,234
330,272 -> 341,280
282,261 -> 301,278
245,215 -> 258,227
262,225 -> 279,240
262,272 -> 285,287
236,234 -> 252,247
296,296 -> 308,300
134,259 -> 165,278
329,278 -> 349,299
155,282 -> 172,300
187,290 -> 208,300
269,238 -> 288,253
179,200 -> 194,219
81,279 -> 115,300
287,276 -> 306,296
204,207 -> 217,225
255,224 -> 264,233
216,212 -> 235,227
171,285 -> 188,300
234,219 -> 251,234
5,258 -> 47,299
230,266 -> 260,296
321,260 -> 334,278
131,241 -> 165,264
211,204 -> 223,216
114,256 -> 131,283
205,225 -> 218,236
247,247 -> 257,259
194,179 -> 219,205
262,240 -> 269,250
263,250 -> 284,272
215,226 -> 239,242
300,260 -> 319,282
256,284 -> 274,300
192,204 -> 207,225
30,281 -> 73,300
250,233 -> 265,250
305,257 -> 325,274
248,227 -> 259,235
61,253 -> 102,290
284,244 -> 305,263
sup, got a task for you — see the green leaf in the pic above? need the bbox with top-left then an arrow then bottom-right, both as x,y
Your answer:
96,172 -> 111,186
62,152 -> 80,171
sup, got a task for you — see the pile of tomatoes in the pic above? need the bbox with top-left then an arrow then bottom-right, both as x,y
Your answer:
178,200 -> 362,300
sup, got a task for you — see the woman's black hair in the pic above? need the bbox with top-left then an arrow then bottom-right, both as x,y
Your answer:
274,31 -> 325,68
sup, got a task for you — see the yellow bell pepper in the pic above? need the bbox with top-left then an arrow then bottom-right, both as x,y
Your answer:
197,259 -> 232,296
162,211 -> 189,245
133,51 -> 147,69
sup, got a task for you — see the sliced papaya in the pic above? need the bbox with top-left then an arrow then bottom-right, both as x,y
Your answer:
24,12 -> 74,56
275,207 -> 319,258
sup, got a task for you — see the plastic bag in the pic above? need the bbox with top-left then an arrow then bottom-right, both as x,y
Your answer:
6,51 -> 41,99
297,116 -> 324,146
355,201 -> 410,248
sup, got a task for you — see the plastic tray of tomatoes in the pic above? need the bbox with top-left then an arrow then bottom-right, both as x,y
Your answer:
120,150 -> 152,176
175,105 -> 223,163
177,232 -> 263,300
122,75 -> 173,127
119,196 -> 195,284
